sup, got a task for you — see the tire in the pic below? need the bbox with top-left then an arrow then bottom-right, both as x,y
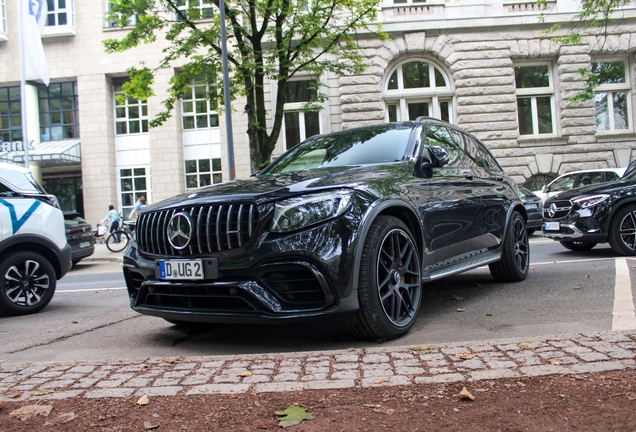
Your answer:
526,228 -> 536,235
0,251 -> 57,316
559,241 -> 597,251
347,216 -> 422,341
106,230 -> 130,252
608,205 -> 636,256
489,211 -> 529,282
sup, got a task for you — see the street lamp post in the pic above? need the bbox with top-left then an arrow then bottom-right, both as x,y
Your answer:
218,0 -> 235,180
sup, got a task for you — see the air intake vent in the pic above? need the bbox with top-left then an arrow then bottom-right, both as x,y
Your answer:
136,204 -> 259,255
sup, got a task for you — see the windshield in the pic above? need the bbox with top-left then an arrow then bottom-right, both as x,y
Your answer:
264,124 -> 413,174
0,168 -> 47,193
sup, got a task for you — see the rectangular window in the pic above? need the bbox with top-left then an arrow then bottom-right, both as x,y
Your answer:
175,0 -> 213,21
120,167 -> 148,219
105,0 -> 139,27
185,158 -> 222,189
594,61 -> 631,132
514,64 -> 555,136
283,80 -> 321,150
38,82 -> 79,141
114,84 -> 149,135
43,0 -> 75,36
181,75 -> 218,130
0,86 -> 22,142
1,0 -> 7,37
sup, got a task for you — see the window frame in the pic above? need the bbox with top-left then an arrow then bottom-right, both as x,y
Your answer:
514,62 -> 556,137
184,158 -> 223,189
42,0 -> 76,37
118,166 -> 150,219
282,79 -> 323,150
38,81 -> 80,141
593,59 -> 632,133
114,83 -> 149,136
175,0 -> 213,21
0,0 -> 7,40
0,86 -> 23,143
105,0 -> 139,28
384,59 -> 454,123
181,76 -> 219,131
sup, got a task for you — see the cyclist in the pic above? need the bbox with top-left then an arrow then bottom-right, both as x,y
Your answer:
131,195 -> 145,219
101,205 -> 122,243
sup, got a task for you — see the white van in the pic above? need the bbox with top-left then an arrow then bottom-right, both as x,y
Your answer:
0,161 -> 72,315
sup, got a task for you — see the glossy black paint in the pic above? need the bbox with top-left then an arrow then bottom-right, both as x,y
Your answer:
123,119 -> 525,326
542,171 -> 636,244
518,186 -> 543,231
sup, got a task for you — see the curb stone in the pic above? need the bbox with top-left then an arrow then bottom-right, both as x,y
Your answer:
0,330 -> 634,401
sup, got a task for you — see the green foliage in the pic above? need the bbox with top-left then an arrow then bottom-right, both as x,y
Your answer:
275,405 -> 315,428
104,0 -> 384,168
538,0 -> 633,102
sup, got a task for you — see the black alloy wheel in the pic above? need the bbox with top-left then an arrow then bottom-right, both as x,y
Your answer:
0,252 -> 56,316
559,240 -> 597,251
489,211 -> 529,282
609,205 -> 636,256
348,216 -> 422,340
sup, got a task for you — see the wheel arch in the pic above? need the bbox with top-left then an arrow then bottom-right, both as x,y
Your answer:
351,200 -> 423,291
605,198 -> 636,233
0,235 -> 68,279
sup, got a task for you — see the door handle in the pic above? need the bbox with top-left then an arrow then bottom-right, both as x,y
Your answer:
463,172 -> 474,180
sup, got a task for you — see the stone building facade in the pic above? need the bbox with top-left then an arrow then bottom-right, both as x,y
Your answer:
1,0 -> 635,224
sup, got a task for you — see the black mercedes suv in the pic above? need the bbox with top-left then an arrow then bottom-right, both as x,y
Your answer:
542,165 -> 636,254
123,118 -> 530,340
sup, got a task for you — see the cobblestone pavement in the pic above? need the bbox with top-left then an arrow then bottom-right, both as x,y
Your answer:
1,331 -> 634,402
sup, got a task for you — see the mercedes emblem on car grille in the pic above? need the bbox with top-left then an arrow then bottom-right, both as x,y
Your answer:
167,212 -> 193,250
548,203 -> 558,218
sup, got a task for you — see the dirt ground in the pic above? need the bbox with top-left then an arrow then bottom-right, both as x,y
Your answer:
1,369 -> 634,431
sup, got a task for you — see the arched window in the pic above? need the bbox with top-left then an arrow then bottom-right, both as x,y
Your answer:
384,60 -> 454,123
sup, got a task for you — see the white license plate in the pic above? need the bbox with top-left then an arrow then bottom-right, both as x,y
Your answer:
159,259 -> 204,280
78,241 -> 91,248
544,222 -> 560,231
525,203 -> 538,210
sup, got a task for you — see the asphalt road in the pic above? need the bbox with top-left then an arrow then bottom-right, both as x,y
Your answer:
1,235 -> 635,364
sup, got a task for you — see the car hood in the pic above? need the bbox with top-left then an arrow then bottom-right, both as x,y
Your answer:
544,177 -> 636,202
143,164 -> 409,211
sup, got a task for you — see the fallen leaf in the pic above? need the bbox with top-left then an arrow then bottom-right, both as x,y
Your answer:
455,353 -> 477,360
7,391 -> 23,399
10,404 -> 53,421
457,308 -> 466,312
373,379 -> 385,384
458,387 -> 475,401
363,404 -> 381,408
486,313 -> 493,316
237,371 -> 252,377
519,343 -> 538,350
229,395 -> 238,399
32,389 -> 55,396
137,395 -> 150,406
550,360 -> 561,366
71,320 -> 78,324
373,408 -> 395,415
451,294 -> 463,301
275,405 -> 315,428
58,412 -> 77,423
164,358 -> 177,364
473,343 -> 484,347
572,286 -> 581,290
144,421 -> 160,430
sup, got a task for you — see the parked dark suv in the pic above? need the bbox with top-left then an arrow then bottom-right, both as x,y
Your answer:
123,118 -> 529,340
542,164 -> 636,254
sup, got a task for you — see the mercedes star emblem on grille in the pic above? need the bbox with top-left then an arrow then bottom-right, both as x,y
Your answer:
167,212 -> 193,250
548,203 -> 558,218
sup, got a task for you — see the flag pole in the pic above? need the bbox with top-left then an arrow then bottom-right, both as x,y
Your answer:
17,0 -> 30,169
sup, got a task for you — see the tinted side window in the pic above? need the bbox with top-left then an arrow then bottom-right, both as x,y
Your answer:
462,135 -> 501,171
605,171 -> 620,181
0,182 -> 12,194
578,172 -> 603,186
424,125 -> 462,167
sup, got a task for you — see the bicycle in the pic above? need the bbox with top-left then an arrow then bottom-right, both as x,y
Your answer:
105,221 -> 135,252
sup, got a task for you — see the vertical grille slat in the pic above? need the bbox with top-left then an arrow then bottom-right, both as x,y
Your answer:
136,203 -> 259,255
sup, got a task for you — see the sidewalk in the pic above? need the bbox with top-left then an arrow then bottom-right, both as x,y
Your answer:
1,331 -> 634,402
83,242 -> 125,264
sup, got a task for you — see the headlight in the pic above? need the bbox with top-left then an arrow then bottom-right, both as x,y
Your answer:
572,194 -> 609,209
270,190 -> 354,233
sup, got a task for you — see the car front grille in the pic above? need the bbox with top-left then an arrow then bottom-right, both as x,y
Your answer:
542,200 -> 572,220
136,204 -> 259,256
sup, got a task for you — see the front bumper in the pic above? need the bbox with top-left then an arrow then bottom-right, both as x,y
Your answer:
123,215 -> 362,324
542,209 -> 607,243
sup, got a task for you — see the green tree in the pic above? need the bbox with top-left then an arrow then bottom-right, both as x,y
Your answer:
538,0 -> 633,101
104,0 -> 384,170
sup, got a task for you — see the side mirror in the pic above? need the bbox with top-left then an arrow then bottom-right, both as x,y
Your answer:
428,146 -> 450,168
542,185 -> 548,193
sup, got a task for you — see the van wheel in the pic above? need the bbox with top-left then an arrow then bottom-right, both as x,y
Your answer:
0,252 -> 57,316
